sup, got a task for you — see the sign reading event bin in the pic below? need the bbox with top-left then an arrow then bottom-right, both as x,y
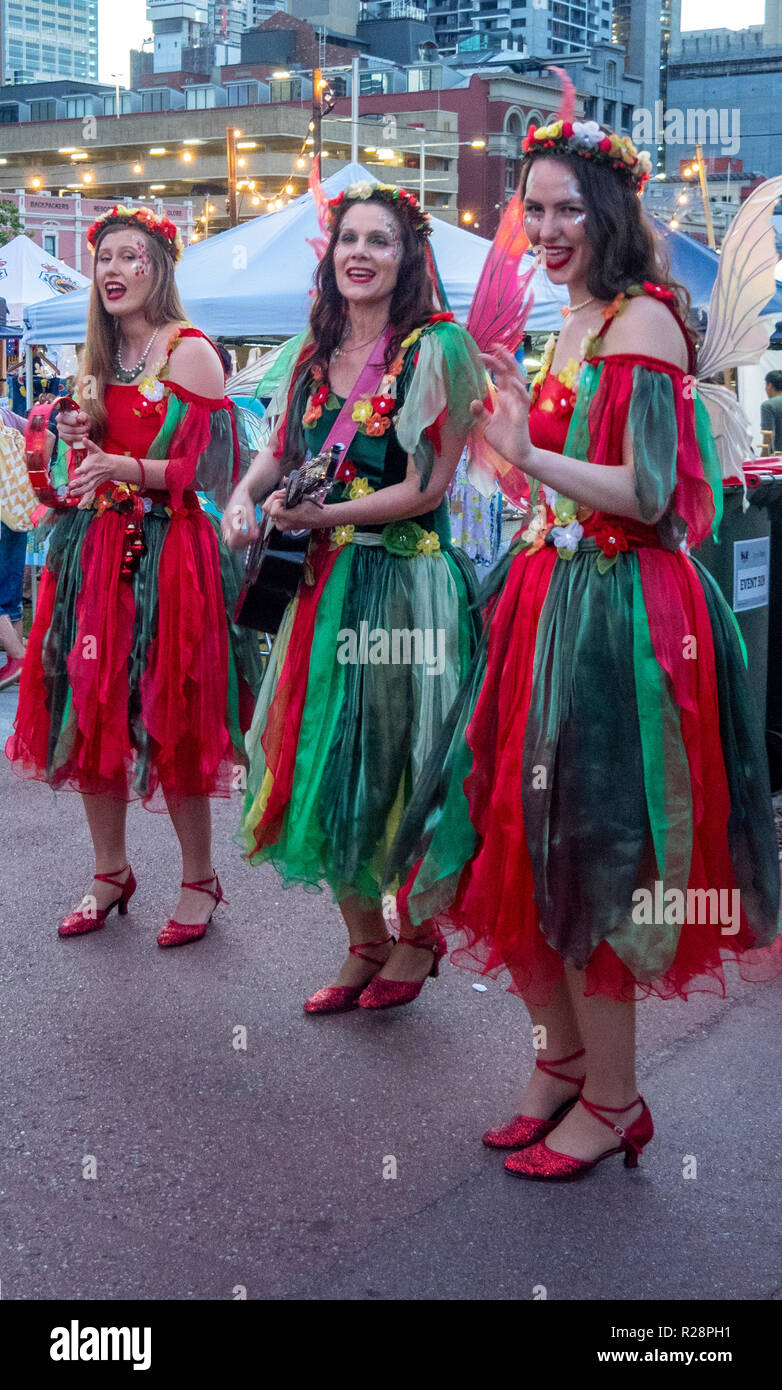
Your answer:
733,535 -> 770,612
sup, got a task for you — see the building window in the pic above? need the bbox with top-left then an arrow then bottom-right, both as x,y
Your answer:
141,90 -> 170,112
269,78 -> 302,102
43,233 -> 58,257
185,88 -> 217,110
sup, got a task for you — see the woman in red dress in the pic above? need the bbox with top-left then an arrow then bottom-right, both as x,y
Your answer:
6,206 -> 262,945
387,121 -> 782,1179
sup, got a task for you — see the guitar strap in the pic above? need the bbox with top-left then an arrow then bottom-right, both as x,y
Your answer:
319,325 -> 394,458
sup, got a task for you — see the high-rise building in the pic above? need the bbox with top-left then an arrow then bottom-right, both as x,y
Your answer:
0,0 -> 99,84
426,0 -> 613,60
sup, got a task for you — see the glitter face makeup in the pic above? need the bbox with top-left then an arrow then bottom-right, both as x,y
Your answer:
521,160 -> 593,292
131,235 -> 152,277
334,202 -> 404,304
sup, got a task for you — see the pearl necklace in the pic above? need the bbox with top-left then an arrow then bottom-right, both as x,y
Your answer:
114,326 -> 160,383
561,296 -> 596,318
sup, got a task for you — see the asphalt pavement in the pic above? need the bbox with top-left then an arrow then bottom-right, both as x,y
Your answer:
1,680 -> 781,1302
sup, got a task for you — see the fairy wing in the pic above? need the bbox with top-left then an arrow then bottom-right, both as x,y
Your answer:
308,154 -> 330,241
465,189 -> 536,354
696,379 -> 756,481
697,174 -> 782,378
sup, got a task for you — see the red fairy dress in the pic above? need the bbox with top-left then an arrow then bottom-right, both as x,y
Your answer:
6,327 -> 262,807
387,284 -> 782,1002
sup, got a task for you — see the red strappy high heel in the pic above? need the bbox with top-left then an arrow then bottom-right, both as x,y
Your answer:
482,1048 -> 586,1150
357,928 -> 447,1010
58,865 -> 136,937
304,936 -> 396,1014
504,1093 -> 654,1181
157,872 -> 226,948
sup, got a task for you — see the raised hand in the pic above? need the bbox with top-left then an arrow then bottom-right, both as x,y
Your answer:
470,345 -> 533,471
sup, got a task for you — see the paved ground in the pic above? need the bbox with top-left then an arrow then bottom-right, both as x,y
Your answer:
1,680 -> 781,1302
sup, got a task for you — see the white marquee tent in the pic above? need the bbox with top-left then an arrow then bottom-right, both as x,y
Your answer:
23,163 -> 569,345
0,234 -> 89,329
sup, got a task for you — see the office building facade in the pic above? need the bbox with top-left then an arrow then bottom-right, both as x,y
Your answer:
0,0 -> 98,84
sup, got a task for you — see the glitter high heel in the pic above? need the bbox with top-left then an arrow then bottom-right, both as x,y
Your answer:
482,1048 -> 586,1150
357,928 -> 447,1010
504,1094 -> 654,1181
157,872 -> 226,948
57,865 -> 136,937
304,936 -> 396,1014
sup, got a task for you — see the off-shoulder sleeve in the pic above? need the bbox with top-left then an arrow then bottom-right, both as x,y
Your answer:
395,321 -> 488,489
571,355 -> 723,548
147,382 -> 245,513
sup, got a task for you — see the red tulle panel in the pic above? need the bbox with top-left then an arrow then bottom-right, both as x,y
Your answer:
251,536 -> 339,850
139,508 -> 233,801
5,565 -> 58,775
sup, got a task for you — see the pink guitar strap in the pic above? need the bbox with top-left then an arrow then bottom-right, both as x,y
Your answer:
319,325 -> 394,457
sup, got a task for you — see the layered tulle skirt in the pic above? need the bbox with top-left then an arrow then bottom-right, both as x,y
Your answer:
6,497 -> 263,807
387,536 -> 782,1002
238,529 -> 478,904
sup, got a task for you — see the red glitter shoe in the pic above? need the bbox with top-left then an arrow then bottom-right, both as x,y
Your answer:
304,936 -> 396,1014
504,1094 -> 654,1181
482,1048 -> 586,1150
357,929 -> 447,1011
57,865 -> 136,937
157,872 -> 226,948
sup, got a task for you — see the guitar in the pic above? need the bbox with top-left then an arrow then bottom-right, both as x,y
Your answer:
234,442 -> 344,634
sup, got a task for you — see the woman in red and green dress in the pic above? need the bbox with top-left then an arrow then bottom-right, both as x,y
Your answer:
6,206 -> 262,945
224,184 -> 487,1013
386,124 -> 782,1180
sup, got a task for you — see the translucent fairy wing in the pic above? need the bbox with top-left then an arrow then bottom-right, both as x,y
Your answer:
308,154 -> 330,240
697,379 -> 755,481
466,189 -> 536,353
698,175 -> 782,378
234,404 -> 266,453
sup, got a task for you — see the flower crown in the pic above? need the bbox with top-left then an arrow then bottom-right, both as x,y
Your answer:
326,182 -> 432,239
522,120 -> 653,189
87,205 -> 184,263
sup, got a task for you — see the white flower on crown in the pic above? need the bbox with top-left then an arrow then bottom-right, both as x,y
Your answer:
571,121 -> 604,149
345,182 -> 375,201
635,150 -> 653,176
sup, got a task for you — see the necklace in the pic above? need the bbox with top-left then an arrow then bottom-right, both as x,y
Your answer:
331,323 -> 389,360
561,296 -> 596,318
114,325 -> 160,383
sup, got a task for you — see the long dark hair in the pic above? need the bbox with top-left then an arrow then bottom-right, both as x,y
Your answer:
520,142 -> 699,344
309,193 -> 435,376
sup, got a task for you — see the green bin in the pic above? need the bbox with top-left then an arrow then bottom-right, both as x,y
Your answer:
693,483 -> 771,726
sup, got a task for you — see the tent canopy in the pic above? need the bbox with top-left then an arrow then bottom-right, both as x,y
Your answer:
23,162 -> 569,344
0,234 -> 89,329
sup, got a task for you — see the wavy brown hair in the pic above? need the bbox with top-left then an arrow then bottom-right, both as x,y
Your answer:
308,193 -> 435,378
520,137 -> 699,349
79,225 -> 187,442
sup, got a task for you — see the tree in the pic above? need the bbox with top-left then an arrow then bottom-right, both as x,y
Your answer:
0,200 -> 23,247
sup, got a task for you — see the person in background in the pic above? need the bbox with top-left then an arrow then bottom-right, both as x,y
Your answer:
0,400 -> 37,689
760,370 -> 782,453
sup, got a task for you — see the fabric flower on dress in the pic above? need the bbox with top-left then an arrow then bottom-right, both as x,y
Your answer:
137,375 -> 166,403
331,524 -> 355,548
351,399 -> 374,425
520,504 -> 551,553
594,519 -> 629,573
549,520 -> 584,560
347,475 -> 374,500
365,414 -> 392,437
335,459 -> 356,483
382,520 -> 426,557
371,394 -> 395,415
416,530 -> 441,556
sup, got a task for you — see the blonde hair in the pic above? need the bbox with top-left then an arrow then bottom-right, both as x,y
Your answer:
79,225 -> 187,441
